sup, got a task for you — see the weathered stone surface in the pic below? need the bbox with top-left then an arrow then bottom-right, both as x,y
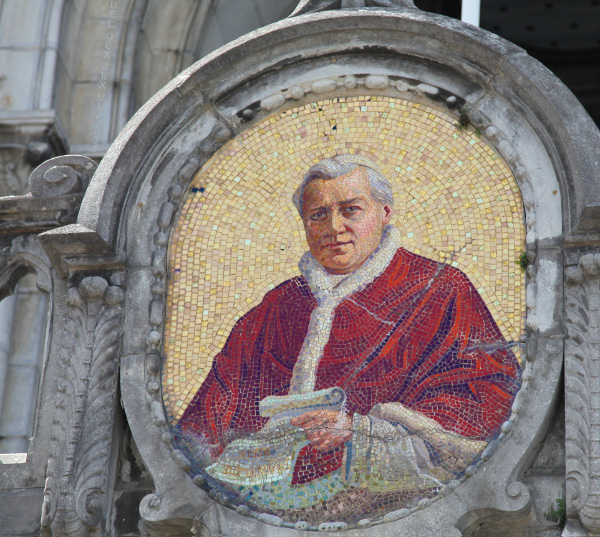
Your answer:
564,252 -> 600,534
39,223 -> 124,279
0,488 -> 44,535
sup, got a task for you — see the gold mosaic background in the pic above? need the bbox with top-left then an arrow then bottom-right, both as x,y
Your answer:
163,96 -> 526,421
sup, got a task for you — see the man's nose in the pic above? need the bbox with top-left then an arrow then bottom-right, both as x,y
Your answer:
327,210 -> 346,234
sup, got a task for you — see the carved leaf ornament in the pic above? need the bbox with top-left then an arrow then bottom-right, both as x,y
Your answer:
41,276 -> 123,536
566,254 -> 600,533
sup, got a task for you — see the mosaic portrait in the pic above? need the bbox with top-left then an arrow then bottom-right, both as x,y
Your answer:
162,96 -> 525,526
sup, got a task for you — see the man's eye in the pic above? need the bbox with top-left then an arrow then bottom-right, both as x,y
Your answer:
310,211 -> 326,221
342,206 -> 361,214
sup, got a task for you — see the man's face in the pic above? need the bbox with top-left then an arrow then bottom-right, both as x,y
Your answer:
301,167 -> 392,275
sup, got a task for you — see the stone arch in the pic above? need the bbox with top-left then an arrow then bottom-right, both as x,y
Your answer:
54,0 -> 298,154
0,0 -> 65,113
0,233 -> 56,512
0,239 -> 52,301
54,0 -> 148,153
129,0 -> 298,113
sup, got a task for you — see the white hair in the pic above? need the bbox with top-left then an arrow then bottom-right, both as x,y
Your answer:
292,154 -> 394,216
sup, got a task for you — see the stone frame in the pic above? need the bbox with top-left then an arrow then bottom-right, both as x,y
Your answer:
109,10 -> 571,536
7,5 -> 600,536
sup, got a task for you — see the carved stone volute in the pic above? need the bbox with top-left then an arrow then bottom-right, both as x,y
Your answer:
29,155 -> 97,198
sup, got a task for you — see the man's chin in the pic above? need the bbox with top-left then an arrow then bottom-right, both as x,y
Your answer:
321,258 -> 355,275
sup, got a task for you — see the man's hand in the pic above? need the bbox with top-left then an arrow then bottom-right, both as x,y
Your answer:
291,410 -> 352,452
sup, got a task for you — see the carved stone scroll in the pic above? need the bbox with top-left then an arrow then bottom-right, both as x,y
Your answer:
565,253 -> 600,533
29,155 -> 97,198
41,276 -> 124,537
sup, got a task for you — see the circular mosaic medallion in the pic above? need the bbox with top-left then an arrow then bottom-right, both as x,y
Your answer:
163,96 -> 525,526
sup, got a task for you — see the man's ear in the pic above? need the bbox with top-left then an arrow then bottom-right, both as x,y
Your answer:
382,204 -> 392,225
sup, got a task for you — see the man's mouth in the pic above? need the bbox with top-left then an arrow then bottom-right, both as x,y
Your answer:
322,241 -> 352,250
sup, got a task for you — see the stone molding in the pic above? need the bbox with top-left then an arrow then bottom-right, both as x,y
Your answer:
0,155 -> 110,278
41,276 -> 124,537
38,223 -> 124,281
0,152 -> 126,535
565,254 -> 600,534
0,194 -> 84,234
0,155 -> 94,235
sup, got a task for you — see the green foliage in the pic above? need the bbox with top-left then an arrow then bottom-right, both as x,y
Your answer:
454,106 -> 471,130
518,252 -> 528,271
549,497 -> 566,529
454,107 -> 482,138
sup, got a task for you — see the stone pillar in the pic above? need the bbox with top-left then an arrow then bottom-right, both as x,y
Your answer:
40,275 -> 125,537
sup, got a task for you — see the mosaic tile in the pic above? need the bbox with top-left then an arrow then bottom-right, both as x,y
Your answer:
162,96 -> 525,524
